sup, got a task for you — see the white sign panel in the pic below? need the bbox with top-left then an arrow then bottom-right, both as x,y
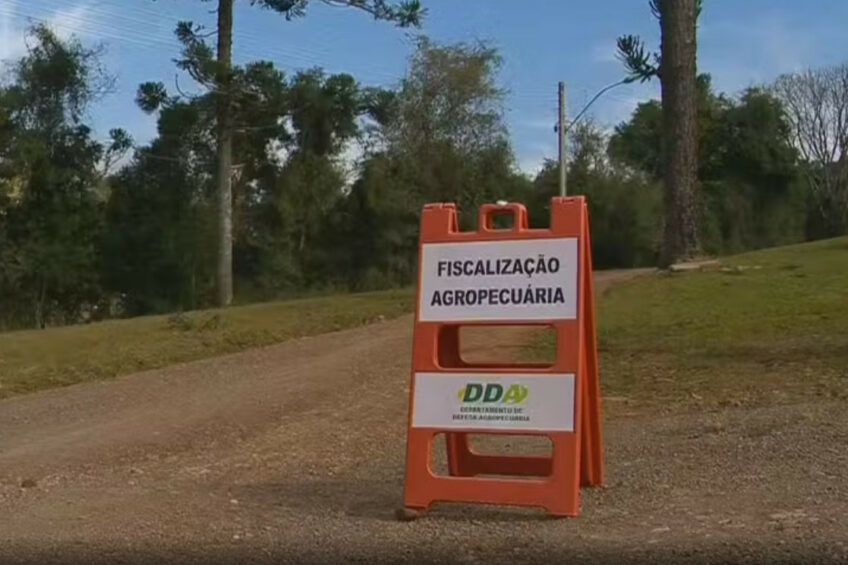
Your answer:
418,238 -> 578,322
411,372 -> 575,432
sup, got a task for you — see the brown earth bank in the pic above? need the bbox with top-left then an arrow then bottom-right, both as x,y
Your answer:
1,270 -> 846,565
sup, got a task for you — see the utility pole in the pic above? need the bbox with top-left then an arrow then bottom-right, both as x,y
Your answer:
558,81 -> 567,196
552,77 -> 633,198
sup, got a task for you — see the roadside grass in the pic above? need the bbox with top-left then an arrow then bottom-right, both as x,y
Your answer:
4,237 -> 847,406
531,237 -> 848,416
0,289 -> 414,399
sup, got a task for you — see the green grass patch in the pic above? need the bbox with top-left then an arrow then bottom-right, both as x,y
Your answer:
0,289 -> 414,399
532,237 -> 848,415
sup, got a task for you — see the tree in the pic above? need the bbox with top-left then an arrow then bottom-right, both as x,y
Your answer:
381,37 -> 516,226
103,98 -> 218,314
247,68 -> 362,292
0,25 -> 121,328
166,0 -> 424,307
288,68 -> 362,157
773,65 -> 848,235
387,37 -> 505,153
609,74 -> 718,181
532,121 -> 662,268
336,38 -> 530,288
609,77 -> 805,254
127,50 -> 379,304
111,57 -> 292,312
617,0 -> 701,266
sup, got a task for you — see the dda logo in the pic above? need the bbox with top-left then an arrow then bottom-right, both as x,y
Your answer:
457,383 -> 528,404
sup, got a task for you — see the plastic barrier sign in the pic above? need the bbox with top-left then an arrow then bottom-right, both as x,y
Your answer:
400,198 -> 604,518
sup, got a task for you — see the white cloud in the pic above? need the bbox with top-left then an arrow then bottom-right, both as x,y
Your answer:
700,11 -> 831,94
591,42 -> 619,65
47,1 -> 100,42
517,141 -> 556,177
0,3 -> 28,63
517,156 -> 545,178
0,1 -> 102,65
517,116 -> 556,131
592,91 -> 652,128
338,138 -> 365,189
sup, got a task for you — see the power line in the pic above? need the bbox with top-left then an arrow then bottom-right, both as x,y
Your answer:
5,1 -> 647,154
5,1 -> 405,84
0,5 -> 180,53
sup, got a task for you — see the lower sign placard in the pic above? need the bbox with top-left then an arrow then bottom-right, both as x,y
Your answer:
411,372 -> 575,432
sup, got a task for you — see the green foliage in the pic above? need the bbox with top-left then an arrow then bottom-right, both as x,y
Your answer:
608,73 -> 715,179
608,99 -> 662,177
531,121 -> 662,268
0,15 -> 839,334
262,153 -> 347,290
616,34 -> 659,83
0,25 -> 111,329
7,24 -> 113,126
331,37 -> 532,288
105,27 -> 372,311
336,153 -> 419,289
615,0 -> 702,82
102,143 -> 217,315
388,37 -> 506,157
136,82 -> 171,113
174,21 -> 218,86
608,77 -> 808,255
288,69 -> 360,156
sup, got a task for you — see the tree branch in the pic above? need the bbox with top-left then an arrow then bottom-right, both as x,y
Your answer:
174,74 -> 202,100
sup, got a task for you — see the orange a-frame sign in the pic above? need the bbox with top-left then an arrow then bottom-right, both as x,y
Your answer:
401,197 -> 603,517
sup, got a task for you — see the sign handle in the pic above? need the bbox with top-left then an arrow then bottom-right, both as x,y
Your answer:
477,202 -> 528,233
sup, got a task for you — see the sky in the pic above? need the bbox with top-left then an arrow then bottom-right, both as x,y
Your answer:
2,0 -> 848,175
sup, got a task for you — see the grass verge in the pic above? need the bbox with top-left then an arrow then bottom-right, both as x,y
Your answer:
0,289 -> 413,399
530,237 -> 848,416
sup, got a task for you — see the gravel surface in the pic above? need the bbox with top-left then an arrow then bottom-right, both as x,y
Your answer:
1,271 -> 846,565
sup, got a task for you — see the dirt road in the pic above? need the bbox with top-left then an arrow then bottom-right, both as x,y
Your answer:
1,270 -> 846,564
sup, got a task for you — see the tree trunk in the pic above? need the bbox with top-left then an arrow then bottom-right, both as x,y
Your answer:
216,0 -> 234,306
658,0 -> 700,267
34,278 -> 47,329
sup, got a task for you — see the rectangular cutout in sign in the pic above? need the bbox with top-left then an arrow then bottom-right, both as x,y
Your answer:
437,325 -> 556,369
418,238 -> 578,322
411,372 -> 576,432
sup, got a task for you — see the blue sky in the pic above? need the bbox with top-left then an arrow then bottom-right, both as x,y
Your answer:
2,0 -> 848,174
